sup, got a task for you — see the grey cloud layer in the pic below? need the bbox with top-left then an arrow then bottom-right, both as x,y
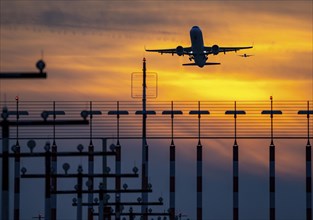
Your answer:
1,1 -> 175,33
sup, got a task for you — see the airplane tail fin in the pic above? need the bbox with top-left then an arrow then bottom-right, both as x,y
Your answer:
182,62 -> 220,66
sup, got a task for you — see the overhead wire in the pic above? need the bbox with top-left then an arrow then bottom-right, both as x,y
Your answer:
1,100 -> 311,140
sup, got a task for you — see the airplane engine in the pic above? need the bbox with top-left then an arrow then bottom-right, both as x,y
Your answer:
176,46 -> 184,56
211,44 -> 219,55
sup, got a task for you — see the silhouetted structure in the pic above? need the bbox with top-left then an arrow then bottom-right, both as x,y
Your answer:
0,60 -> 312,220
0,59 -> 47,79
189,102 -> 210,220
261,96 -> 282,220
225,101 -> 246,220
298,101 -> 313,220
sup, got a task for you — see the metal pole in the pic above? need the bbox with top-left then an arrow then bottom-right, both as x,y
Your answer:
14,98 -> 20,220
197,142 -> 202,220
233,102 -> 239,220
233,142 -> 239,220
77,166 -> 83,220
102,138 -> 108,209
189,102 -> 209,220
88,102 -> 94,220
141,58 -> 148,219
104,207 -> 111,220
259,98 -> 282,220
51,102 -> 57,220
88,142 -> 94,220
115,101 -> 121,220
306,142 -> 312,220
169,142 -> 175,220
14,143 -> 21,220
170,101 -> 176,220
163,102 -> 182,220
45,142 -> 51,220
51,142 -> 57,220
225,102 -> 246,220
115,143 -> 121,220
269,97 -> 275,220
197,101 -> 202,220
1,107 -> 9,220
269,143 -> 275,220
99,184 -> 104,220
306,101 -> 312,220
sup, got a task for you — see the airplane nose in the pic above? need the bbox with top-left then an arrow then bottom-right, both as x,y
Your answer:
191,26 -> 201,33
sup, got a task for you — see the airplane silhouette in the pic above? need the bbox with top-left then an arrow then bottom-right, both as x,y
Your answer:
146,26 -> 253,68
238,54 -> 254,57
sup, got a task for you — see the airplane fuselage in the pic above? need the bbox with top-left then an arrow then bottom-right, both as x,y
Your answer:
190,26 -> 207,67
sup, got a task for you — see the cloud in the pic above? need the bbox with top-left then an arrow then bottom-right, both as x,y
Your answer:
225,1 -> 312,20
0,1 -> 177,34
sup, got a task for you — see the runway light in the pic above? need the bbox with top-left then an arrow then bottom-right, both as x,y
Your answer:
77,144 -> 84,152
62,163 -> 70,175
108,111 -> 129,115
261,110 -> 282,115
21,167 -> 27,175
27,140 -> 36,153
135,110 -> 156,115
44,141 -> 50,152
298,110 -> 313,115
225,110 -> 246,115
77,165 -> 83,174
105,167 -> 111,174
132,166 -> 139,174
105,194 -> 110,201
189,110 -> 210,115
137,197 -> 142,203
99,183 -> 104,190
36,59 -> 46,73
123,183 -> 128,190
162,110 -> 183,115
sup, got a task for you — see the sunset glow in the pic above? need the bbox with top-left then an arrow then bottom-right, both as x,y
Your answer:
1,1 -> 312,101
0,1 -> 312,219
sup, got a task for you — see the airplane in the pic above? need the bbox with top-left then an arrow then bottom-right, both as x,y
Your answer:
145,26 -> 253,68
238,53 -> 254,58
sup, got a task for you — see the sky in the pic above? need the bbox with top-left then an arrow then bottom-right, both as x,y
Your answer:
1,0 -> 312,101
0,0 -> 312,220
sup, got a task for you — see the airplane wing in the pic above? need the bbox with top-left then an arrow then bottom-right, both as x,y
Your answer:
203,46 -> 253,55
183,62 -> 220,66
145,47 -> 193,55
